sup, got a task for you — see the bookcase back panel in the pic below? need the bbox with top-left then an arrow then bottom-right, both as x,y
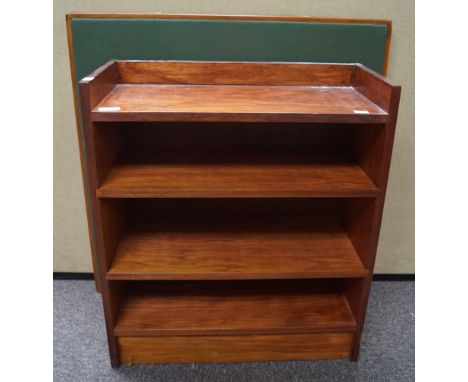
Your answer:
120,122 -> 348,150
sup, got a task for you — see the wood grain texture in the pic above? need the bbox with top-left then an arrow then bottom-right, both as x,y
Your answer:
348,123 -> 386,186
97,149 -> 379,198
98,199 -> 126,270
117,332 -> 353,364
79,60 -> 119,110
352,64 -> 397,112
114,280 -> 356,336
117,61 -> 353,86
92,83 -> 388,123
348,85 -> 401,361
107,214 -> 367,280
382,21 -> 392,76
341,198 -> 376,269
91,123 -> 123,186
79,71 -> 121,367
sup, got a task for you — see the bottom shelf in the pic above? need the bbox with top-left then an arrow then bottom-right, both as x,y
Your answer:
113,280 -> 356,336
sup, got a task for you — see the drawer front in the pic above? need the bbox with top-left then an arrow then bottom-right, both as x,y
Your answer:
118,332 -> 354,364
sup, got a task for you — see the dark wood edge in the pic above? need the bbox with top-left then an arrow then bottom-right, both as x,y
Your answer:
352,64 -> 401,112
354,63 -> 399,87
90,112 -> 389,125
115,59 -> 356,66
66,13 -> 391,24
350,85 -> 401,361
79,72 -> 122,367
65,15 -> 101,293
113,326 -> 356,337
69,59 -> 118,295
106,273 -> 370,281
383,21 -> 392,76
78,59 -> 117,84
80,61 -> 119,110
53,272 -> 414,281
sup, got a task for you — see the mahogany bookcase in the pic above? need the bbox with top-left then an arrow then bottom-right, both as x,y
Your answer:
79,60 -> 400,366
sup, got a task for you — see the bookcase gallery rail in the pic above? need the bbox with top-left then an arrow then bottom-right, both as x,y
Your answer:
78,60 -> 400,366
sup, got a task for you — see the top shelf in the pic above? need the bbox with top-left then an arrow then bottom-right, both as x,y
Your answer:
92,84 -> 387,123
81,61 -> 398,124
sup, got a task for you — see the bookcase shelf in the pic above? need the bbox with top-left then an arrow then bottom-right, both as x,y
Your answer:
97,149 -> 379,198
106,214 -> 368,280
91,83 -> 388,123
113,280 -> 356,336
78,60 -> 400,366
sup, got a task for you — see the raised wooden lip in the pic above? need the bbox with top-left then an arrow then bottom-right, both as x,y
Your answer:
81,60 -> 397,89
83,59 -> 397,90
65,13 -> 393,293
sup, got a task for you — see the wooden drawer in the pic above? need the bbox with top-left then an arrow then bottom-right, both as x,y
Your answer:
117,332 -> 354,364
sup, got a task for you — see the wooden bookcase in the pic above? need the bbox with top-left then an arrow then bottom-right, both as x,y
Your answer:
78,60 -> 400,367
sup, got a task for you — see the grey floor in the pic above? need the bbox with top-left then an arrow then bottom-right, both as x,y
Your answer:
54,280 -> 414,382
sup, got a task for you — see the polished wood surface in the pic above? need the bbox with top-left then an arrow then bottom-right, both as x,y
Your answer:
117,332 -> 354,364
98,199 -> 126,270
107,214 -> 367,280
79,68 -> 121,366
92,83 -> 387,123
347,84 -> 402,360
117,61 -> 354,86
80,60 -> 119,109
97,149 -> 379,198
352,64 -> 395,112
114,280 -> 355,336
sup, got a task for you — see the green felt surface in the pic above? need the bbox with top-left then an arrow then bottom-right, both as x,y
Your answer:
71,18 -> 388,81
